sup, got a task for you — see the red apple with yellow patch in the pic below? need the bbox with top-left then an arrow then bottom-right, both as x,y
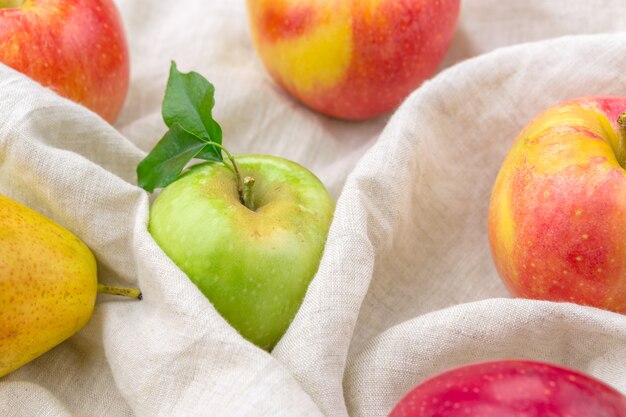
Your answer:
0,0 -> 129,123
246,0 -> 460,120
488,97 -> 626,312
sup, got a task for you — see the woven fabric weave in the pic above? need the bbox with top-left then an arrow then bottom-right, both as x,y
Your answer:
1,1 -> 626,416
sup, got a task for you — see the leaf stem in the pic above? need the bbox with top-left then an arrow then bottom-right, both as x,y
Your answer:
617,113 -> 626,169
203,141 -> 246,205
97,283 -> 142,300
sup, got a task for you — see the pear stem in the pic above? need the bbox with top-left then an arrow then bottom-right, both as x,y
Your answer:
203,141 -> 255,209
0,0 -> 24,8
617,112 -> 626,169
97,284 -> 142,300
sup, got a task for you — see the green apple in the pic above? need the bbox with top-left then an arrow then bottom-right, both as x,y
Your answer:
149,155 -> 333,349
137,62 -> 334,350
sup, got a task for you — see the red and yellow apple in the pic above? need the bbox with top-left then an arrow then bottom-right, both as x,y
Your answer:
488,97 -> 626,312
0,0 -> 129,123
246,0 -> 460,120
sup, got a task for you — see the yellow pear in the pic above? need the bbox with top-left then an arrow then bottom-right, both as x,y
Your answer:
0,194 -> 140,377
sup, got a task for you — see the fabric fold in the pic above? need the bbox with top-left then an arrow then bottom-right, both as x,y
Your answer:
1,1 -> 626,416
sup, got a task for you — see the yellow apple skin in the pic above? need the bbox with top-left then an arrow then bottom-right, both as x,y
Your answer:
246,0 -> 460,120
488,97 -> 626,312
0,194 -> 98,377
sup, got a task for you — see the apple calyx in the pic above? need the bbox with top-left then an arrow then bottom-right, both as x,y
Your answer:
97,283 -> 143,300
0,0 -> 24,9
617,112 -> 626,169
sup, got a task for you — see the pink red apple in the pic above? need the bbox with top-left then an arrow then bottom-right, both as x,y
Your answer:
389,360 -> 626,416
488,97 -> 626,312
246,0 -> 460,120
0,0 -> 130,123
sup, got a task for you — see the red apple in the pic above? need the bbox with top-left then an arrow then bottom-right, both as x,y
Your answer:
389,360 -> 626,416
246,0 -> 460,120
488,97 -> 626,312
0,0 -> 130,123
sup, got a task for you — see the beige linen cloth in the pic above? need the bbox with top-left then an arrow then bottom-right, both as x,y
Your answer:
2,1 -> 626,416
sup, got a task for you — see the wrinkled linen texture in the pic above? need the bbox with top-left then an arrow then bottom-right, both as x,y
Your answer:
2,1 -> 626,416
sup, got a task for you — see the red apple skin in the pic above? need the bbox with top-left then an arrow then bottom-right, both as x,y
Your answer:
0,0 -> 130,123
488,97 -> 626,312
246,0 -> 460,120
389,360 -> 626,417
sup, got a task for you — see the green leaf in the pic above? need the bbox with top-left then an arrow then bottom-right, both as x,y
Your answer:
137,61 -> 229,192
195,143 -> 223,161
137,123 -> 208,192
162,61 -> 223,161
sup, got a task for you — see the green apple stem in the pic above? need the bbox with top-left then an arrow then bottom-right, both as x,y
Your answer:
204,141 -> 256,210
243,176 -> 256,211
97,283 -> 143,300
0,0 -> 24,8
618,113 -> 626,169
